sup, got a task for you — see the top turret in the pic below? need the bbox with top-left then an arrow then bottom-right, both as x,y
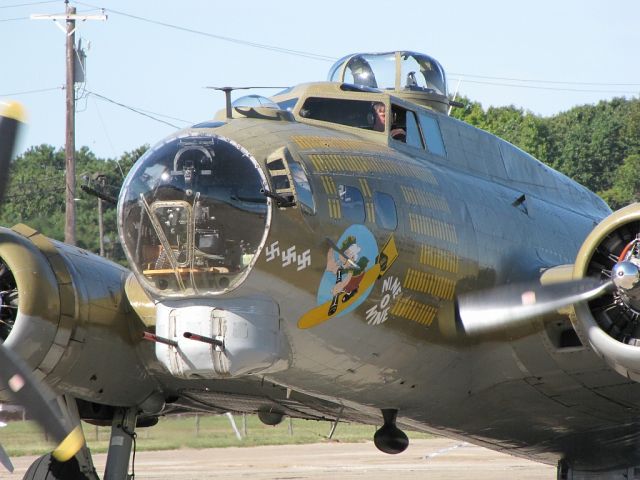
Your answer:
328,51 -> 450,113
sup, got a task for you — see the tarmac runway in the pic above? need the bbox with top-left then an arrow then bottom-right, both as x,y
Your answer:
6,438 -> 555,479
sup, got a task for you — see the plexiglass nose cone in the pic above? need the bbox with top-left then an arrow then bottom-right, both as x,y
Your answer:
118,134 -> 271,298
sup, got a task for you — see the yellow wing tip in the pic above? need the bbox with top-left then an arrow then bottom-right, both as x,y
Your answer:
52,426 -> 85,462
0,101 -> 27,123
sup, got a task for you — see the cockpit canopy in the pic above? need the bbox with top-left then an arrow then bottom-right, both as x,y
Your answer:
328,51 -> 447,97
117,134 -> 270,298
328,51 -> 449,113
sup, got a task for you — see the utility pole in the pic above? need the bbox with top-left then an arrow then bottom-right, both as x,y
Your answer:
31,3 -> 107,245
65,1 -> 76,245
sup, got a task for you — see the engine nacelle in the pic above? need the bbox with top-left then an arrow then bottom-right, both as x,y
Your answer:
0,224 -> 156,406
572,203 -> 640,380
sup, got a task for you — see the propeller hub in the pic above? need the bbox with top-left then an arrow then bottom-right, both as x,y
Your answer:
612,261 -> 640,291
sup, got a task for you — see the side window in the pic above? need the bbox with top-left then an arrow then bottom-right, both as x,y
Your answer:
390,105 -> 424,149
289,161 -> 315,214
418,112 -> 446,156
277,98 -> 299,112
405,111 -> 423,149
338,185 -> 365,223
373,192 -> 397,230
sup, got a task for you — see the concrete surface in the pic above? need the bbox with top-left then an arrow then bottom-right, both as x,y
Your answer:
6,438 -> 556,479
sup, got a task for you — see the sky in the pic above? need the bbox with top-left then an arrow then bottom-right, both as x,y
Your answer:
1,0 -> 639,160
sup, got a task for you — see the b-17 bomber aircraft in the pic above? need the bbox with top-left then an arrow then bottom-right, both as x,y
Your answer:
1,51 -> 640,479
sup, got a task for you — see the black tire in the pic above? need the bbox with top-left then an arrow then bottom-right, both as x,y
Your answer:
23,453 -> 93,480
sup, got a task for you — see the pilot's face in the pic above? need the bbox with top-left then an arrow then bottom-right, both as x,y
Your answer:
374,104 -> 386,124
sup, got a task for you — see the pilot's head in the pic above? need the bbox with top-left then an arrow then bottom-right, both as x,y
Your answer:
372,102 -> 385,132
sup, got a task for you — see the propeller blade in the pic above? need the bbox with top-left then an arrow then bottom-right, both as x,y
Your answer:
0,443 -> 13,473
457,277 -> 614,336
0,345 -> 84,462
0,101 -> 25,203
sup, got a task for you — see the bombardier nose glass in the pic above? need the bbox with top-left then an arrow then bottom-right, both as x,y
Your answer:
118,135 -> 270,297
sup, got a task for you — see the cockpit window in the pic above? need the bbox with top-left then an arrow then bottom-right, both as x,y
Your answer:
328,51 -> 447,96
341,55 -> 396,89
118,134 -> 270,298
405,111 -> 423,148
289,161 -> 315,214
389,105 -> 423,147
417,112 -> 446,156
276,98 -> 298,112
299,97 -> 384,131
400,53 -> 447,96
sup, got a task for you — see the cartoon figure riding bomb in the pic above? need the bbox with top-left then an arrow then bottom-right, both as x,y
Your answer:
326,235 -> 370,316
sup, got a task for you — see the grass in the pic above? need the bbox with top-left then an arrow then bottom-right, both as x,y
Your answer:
1,414 -> 432,457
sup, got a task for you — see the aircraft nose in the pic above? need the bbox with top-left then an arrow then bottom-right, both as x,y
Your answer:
118,134 -> 271,298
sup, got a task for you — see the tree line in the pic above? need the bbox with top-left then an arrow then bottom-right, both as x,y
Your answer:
0,144 -> 147,260
0,95 -> 638,256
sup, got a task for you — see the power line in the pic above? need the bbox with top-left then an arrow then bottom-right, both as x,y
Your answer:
72,1 -> 336,62
10,2 -> 638,99
450,78 -> 639,95
11,179 -> 65,189
86,90 -> 190,128
0,0 -> 59,9
0,6 -> 92,20
69,2 -> 640,89
125,104 -> 193,124
90,94 -> 118,159
0,6 -> 90,23
0,14 -> 28,21
450,72 -> 640,88
0,94 -> 185,156
0,86 -> 63,97
67,2 -> 640,92
1,188 -> 66,203
8,2 -> 640,91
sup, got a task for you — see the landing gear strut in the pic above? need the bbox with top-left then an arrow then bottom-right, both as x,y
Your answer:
104,407 -> 137,480
374,409 -> 409,454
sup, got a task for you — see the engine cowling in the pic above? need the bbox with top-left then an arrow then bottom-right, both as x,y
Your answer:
572,203 -> 640,380
0,224 -> 156,406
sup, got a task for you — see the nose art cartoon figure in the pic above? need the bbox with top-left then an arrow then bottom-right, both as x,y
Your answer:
326,235 -> 370,315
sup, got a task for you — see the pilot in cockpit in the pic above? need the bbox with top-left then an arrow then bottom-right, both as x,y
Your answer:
372,102 -> 406,141
372,102 -> 386,132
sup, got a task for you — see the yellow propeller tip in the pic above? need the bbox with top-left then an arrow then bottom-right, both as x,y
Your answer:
0,101 -> 27,123
52,426 -> 85,462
